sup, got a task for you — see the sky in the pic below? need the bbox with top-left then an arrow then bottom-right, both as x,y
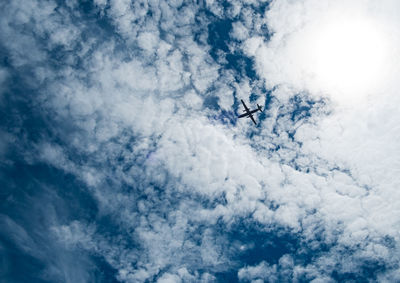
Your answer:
1,0 -> 400,282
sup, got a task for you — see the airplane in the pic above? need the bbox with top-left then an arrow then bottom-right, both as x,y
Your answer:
238,99 -> 262,125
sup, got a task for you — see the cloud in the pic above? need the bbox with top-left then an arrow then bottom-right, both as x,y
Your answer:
2,0 -> 400,281
0,185 -> 101,283
239,0 -> 400,279
237,254 -> 334,282
246,0 -> 400,102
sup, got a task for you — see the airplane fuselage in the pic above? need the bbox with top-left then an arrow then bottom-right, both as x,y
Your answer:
238,108 -> 260,118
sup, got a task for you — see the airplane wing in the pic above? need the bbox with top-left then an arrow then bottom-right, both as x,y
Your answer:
241,99 -> 250,113
249,114 -> 257,125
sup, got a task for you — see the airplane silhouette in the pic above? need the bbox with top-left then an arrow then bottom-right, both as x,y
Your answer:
238,99 -> 262,125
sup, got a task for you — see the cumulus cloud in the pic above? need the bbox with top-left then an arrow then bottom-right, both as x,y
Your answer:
239,0 -> 400,279
2,0 -> 400,281
245,0 -> 400,237
237,255 -> 330,282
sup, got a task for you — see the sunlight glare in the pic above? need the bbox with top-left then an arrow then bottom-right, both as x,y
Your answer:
310,18 -> 388,102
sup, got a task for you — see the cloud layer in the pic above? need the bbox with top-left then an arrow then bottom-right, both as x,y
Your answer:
1,0 -> 400,282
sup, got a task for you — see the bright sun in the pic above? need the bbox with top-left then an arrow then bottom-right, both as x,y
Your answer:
307,17 -> 389,102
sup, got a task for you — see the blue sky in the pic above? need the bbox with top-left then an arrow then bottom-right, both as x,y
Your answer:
1,0 -> 400,282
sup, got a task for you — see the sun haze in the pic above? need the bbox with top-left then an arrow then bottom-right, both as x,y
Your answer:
311,17 -> 388,100
253,0 -> 397,105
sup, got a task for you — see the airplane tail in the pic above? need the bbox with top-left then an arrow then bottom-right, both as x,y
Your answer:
257,104 -> 262,112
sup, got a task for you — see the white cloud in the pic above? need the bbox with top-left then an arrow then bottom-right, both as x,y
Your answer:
248,0 -> 400,104
36,1 -> 397,275
237,254 -> 332,282
137,31 -> 159,53
238,0 -> 400,278
231,22 -> 249,41
3,0 -> 400,281
157,273 -> 182,283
